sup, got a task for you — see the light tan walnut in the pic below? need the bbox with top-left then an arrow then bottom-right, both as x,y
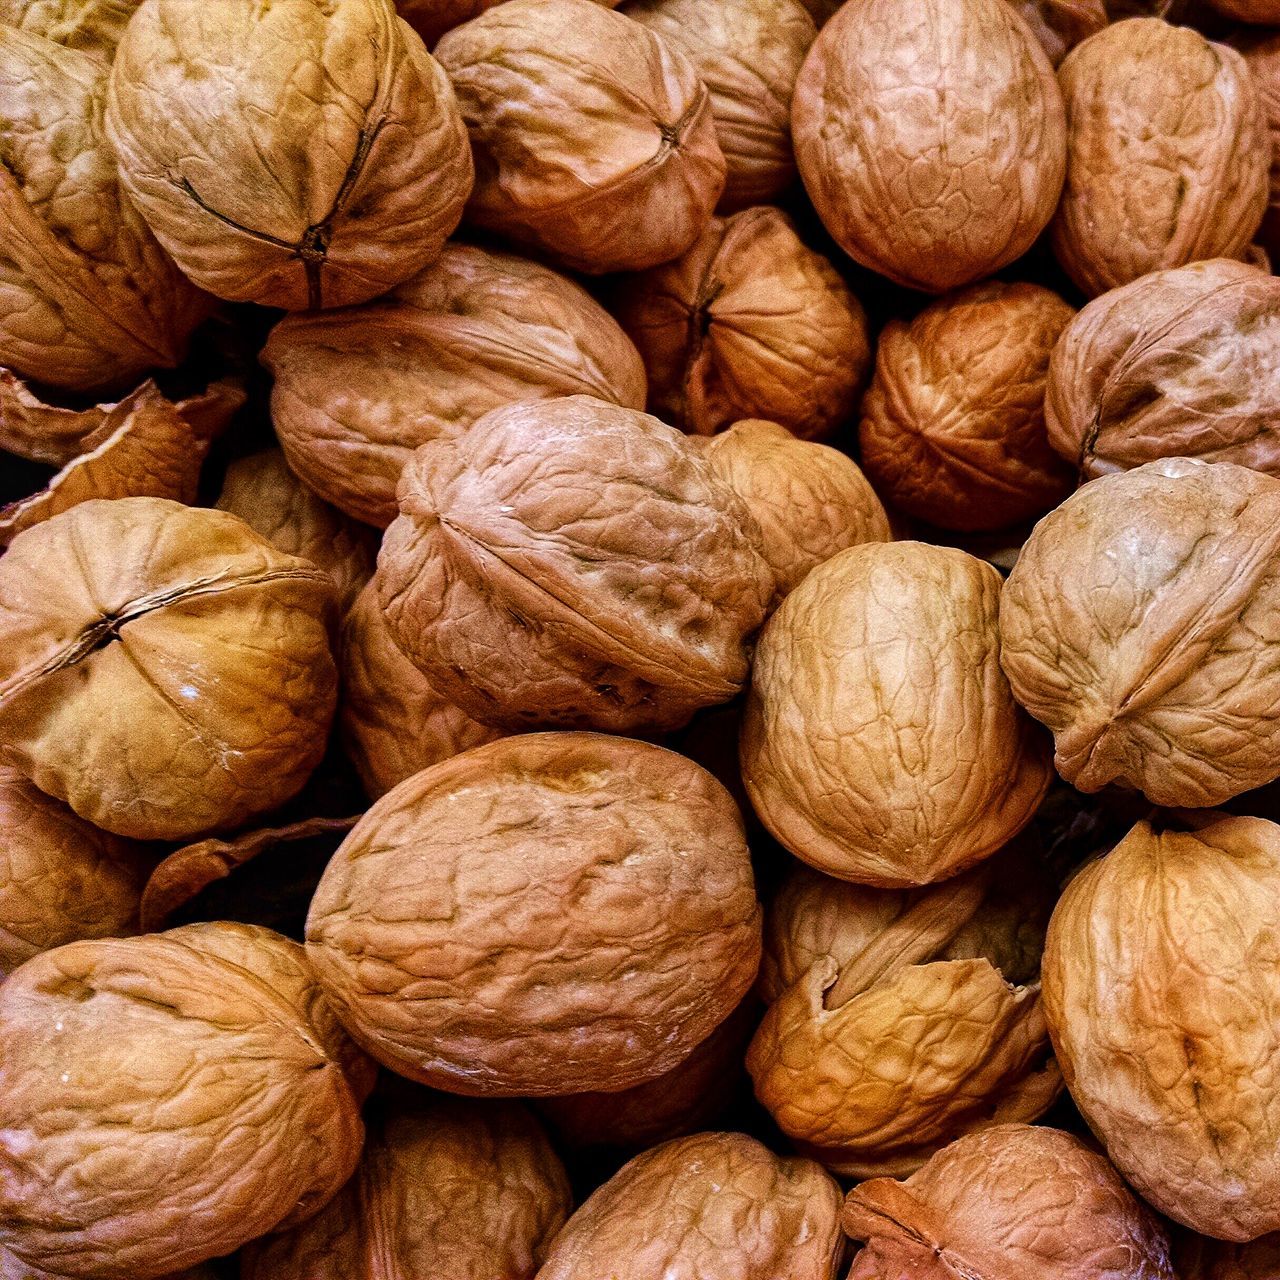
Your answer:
0,0 -> 143,59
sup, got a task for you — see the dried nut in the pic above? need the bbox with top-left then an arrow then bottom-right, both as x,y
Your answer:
0,0 -> 143,59
1043,813 -> 1280,1241
0,28 -> 207,393
339,580 -> 502,800
1175,1230 -> 1280,1279
1241,36 -> 1280,262
1000,458 -> 1280,807
1052,19 -> 1268,297
1008,0 -> 1106,66
843,1123 -> 1174,1279
703,419 -> 890,598
792,0 -> 1065,293
262,242 -> 646,528
858,282 -> 1076,532
614,206 -> 870,440
376,395 -> 773,733
741,542 -> 1052,887
433,0 -> 725,273
1046,260 -> 1280,480
622,0 -> 816,210
0,497 -> 338,841
242,1093 -> 571,1280
0,923 -> 367,1280
397,0 -> 620,48
306,732 -> 762,1095
1,1260 -> 213,1280
537,1132 -> 844,1280
105,0 -> 473,309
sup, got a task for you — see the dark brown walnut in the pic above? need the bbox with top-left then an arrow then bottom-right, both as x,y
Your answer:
104,0 -> 473,310
306,733 -> 762,1095
859,282 -> 1076,532
1043,813 -> 1280,1241
0,922 -> 367,1280
242,1093 -> 570,1280
792,0 -> 1066,293
538,1132 -> 843,1280
1000,458 -> 1280,807
1046,260 -> 1280,481
741,542 -> 1052,887
1210,0 -> 1280,18
1052,20 -> 1268,297
396,0 -> 619,47
262,241 -> 647,528
376,395 -> 773,733
843,1124 -> 1174,1279
1008,0 -> 1106,66
623,0 -> 816,210
0,0 -> 142,59
433,0 -> 725,273
1238,38 -> 1280,270
614,207 -> 870,440
1176,1230 -> 1280,1278
0,497 -> 338,840
0,27 -> 207,393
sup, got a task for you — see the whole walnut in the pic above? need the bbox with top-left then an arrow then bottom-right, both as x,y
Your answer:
0,0 -> 143,59
0,923 -> 368,1280
1009,0 -> 1106,66
105,0 -> 473,309
537,1132 -> 844,1280
741,542 -> 1052,887
0,27 -> 206,393
791,0 -> 1066,293
843,1123 -> 1174,1279
1046,260 -> 1280,480
0,497 -> 338,841
242,1092 -> 570,1280
1000,458 -> 1280,807
306,733 -> 762,1095
614,206 -> 870,440
376,395 -> 773,734
622,0 -> 816,210
1176,1230 -> 1280,1279
1052,20 -> 1268,297
858,282 -> 1076,532
434,0 -> 725,273
263,242 -> 646,528
1043,813 -> 1280,1241
1237,37 -> 1280,267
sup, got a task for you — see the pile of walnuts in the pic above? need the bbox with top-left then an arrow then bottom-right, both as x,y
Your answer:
3,0 -> 1280,1274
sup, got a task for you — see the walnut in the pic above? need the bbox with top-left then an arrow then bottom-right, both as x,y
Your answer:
1209,0 -> 1280,18
396,0 -> 619,48
1,1261 -> 212,1280
1008,0 -> 1106,66
306,732 -> 762,1095
1175,1230 -> 1280,1279
0,0 -> 143,59
434,0 -> 725,273
1238,36 -> 1280,267
104,0 -> 473,309
791,0 -> 1065,292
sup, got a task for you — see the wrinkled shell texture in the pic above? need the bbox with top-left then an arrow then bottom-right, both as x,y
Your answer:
0,923 -> 365,1280
105,0 -> 473,309
1052,19 -> 1268,296
434,0 -> 725,273
306,733 -> 762,1095
242,1094 -> 570,1279
1043,814 -> 1280,1241
0,497 -> 338,841
263,241 -> 647,527
844,1123 -> 1173,1279
0,0 -> 143,58
1241,36 -> 1280,261
859,280 -> 1076,531
615,206 -> 870,440
1009,0 -> 1106,67
741,541 -> 1052,887
791,0 -> 1066,292
1000,458 -> 1280,807
376,395 -> 773,733
537,1132 -> 844,1280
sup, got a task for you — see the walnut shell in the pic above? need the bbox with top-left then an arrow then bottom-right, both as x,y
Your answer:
104,0 -> 473,309
0,1260 -> 212,1280
1241,36 -> 1280,263
1009,0 -> 1106,66
614,206 -> 870,440
1000,458 -> 1280,807
537,1132 -> 844,1280
792,0 -> 1066,293
375,395 -> 773,733
843,1123 -> 1174,1279
306,732 -> 762,1095
0,923 -> 366,1280
1052,20 -> 1268,297
1043,813 -> 1280,1241
396,0 -> 620,51
859,281 -> 1076,532
434,0 -> 725,273
262,241 -> 647,528
0,497 -> 338,841
1210,0 -> 1280,18
1175,1230 -> 1280,1279
741,541 -> 1052,887
0,1 -> 142,59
